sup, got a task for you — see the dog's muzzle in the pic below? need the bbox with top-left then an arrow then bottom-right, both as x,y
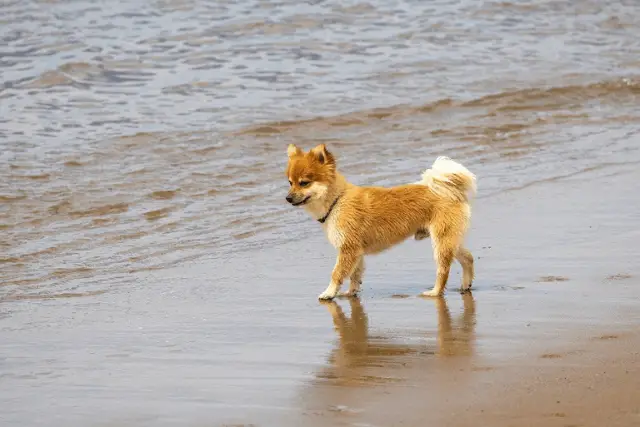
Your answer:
286,193 -> 310,206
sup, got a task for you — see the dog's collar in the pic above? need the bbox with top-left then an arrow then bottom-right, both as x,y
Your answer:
318,195 -> 341,224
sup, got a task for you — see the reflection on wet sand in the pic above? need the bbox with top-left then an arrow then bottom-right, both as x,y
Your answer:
294,295 -> 477,424
317,294 -> 476,387
434,293 -> 476,357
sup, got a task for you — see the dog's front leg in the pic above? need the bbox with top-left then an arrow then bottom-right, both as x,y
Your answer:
318,247 -> 361,300
340,256 -> 364,297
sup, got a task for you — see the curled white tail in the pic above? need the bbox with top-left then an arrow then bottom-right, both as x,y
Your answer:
417,156 -> 477,202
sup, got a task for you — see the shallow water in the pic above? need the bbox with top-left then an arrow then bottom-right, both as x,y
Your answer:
2,0 -> 640,426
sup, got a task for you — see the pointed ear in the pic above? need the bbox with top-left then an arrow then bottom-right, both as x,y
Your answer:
310,144 -> 335,166
287,144 -> 302,158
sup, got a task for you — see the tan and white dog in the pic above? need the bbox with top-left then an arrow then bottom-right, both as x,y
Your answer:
285,144 -> 476,300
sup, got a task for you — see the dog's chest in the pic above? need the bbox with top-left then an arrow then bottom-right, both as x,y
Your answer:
323,216 -> 345,249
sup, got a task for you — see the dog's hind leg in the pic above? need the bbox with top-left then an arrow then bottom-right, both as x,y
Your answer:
422,229 -> 458,297
340,256 -> 364,297
456,247 -> 474,292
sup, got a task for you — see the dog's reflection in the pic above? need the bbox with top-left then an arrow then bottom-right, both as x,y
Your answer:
433,293 -> 476,357
317,294 -> 476,385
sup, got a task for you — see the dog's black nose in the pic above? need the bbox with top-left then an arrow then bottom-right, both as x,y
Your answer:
286,195 -> 293,203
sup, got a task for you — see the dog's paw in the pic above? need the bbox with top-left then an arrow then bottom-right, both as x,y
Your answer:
338,290 -> 359,298
318,290 -> 338,300
421,289 -> 442,298
460,285 -> 472,294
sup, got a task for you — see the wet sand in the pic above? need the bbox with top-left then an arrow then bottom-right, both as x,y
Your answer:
3,130 -> 640,427
300,306 -> 640,427
7,139 -> 636,427
3,140 -> 639,427
456,330 -> 640,427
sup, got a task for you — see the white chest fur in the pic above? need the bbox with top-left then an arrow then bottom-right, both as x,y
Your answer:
323,210 -> 345,249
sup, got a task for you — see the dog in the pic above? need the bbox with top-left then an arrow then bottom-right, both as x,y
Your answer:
285,143 -> 476,300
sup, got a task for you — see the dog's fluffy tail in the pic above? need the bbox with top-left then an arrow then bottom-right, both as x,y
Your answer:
417,157 -> 477,202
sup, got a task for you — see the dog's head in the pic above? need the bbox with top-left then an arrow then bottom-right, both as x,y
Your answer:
285,143 -> 336,207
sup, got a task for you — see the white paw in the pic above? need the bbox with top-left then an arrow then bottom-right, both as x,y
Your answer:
318,290 -> 338,300
421,289 -> 442,297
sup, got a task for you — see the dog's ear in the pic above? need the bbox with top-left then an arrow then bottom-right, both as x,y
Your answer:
310,144 -> 335,166
287,144 -> 302,158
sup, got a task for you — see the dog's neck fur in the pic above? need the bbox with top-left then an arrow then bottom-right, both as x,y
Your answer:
304,172 -> 348,222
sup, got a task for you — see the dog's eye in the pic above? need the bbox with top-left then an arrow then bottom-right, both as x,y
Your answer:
299,180 -> 310,187
288,180 -> 292,186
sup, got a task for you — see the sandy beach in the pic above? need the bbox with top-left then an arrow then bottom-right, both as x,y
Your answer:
5,138 -> 638,427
